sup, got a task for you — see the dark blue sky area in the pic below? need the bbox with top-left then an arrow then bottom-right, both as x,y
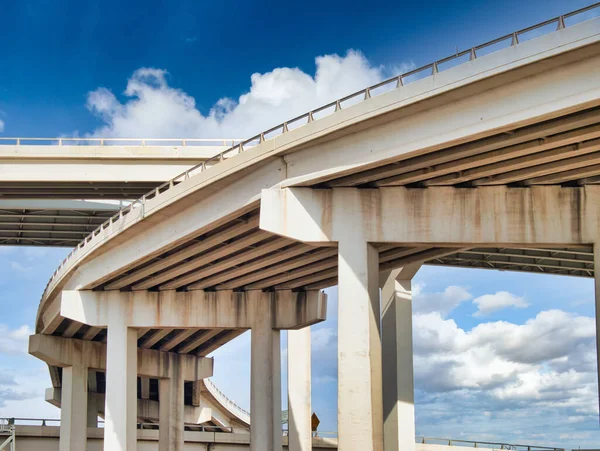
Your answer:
0,0 -> 595,136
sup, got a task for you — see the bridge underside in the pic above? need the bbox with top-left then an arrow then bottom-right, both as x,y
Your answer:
48,106 -> 600,343
0,181 -> 161,199
0,200 -> 120,246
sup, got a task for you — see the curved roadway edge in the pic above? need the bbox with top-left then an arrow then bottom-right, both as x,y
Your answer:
202,379 -> 251,428
35,17 -> 600,331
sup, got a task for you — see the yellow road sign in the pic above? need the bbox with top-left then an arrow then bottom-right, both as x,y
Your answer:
311,412 -> 320,432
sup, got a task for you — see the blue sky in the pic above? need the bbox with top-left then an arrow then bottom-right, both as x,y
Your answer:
0,0 -> 599,448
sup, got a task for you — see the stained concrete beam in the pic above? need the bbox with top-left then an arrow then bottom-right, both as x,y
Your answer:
60,289 -> 326,330
29,334 -> 213,381
260,186 -> 600,246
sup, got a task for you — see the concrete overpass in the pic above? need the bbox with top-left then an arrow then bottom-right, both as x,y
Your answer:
26,4 -> 600,451
0,138 -> 241,246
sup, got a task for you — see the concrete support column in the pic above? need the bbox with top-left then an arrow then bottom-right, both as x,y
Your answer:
87,370 -> 98,428
87,394 -> 98,428
249,290 -> 282,451
594,243 -> 600,418
380,265 -> 420,451
337,239 -> 383,451
60,364 -> 88,451
288,327 -> 311,451
141,377 -> 151,400
104,302 -> 138,451
159,355 -> 185,451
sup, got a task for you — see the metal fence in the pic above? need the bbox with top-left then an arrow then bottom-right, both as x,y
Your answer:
40,1 -> 600,301
0,137 -> 243,146
416,437 -> 564,451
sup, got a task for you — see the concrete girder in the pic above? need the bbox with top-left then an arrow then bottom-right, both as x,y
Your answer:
382,124 -> 600,187
131,230 -> 272,290
158,236 -> 291,291
218,247 -> 337,290
191,243 -> 310,290
176,329 -> 225,355
29,334 -> 213,381
260,186 -> 600,246
104,215 -> 261,290
60,289 -> 327,331
328,108 -> 600,187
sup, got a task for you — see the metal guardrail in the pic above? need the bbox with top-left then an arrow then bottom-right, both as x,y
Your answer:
0,418 -> 230,433
416,437 -> 564,451
0,138 -> 243,147
39,2 -> 600,301
0,419 -> 568,449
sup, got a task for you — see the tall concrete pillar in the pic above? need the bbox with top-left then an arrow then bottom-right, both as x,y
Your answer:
594,243 -> 600,420
104,303 -> 138,451
337,239 -> 383,451
249,290 -> 282,451
60,364 -> 88,451
159,355 -> 185,451
288,327 -> 311,451
380,265 -> 420,451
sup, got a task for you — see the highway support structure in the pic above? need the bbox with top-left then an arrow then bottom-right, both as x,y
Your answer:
32,289 -> 326,451
260,185 -> 600,451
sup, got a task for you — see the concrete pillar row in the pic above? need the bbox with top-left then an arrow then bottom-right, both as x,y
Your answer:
249,290 -> 282,451
288,327 -> 311,451
380,264 -> 421,451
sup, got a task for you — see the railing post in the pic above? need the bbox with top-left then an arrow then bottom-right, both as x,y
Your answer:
511,32 -> 519,46
557,15 -> 565,30
15,139 -> 20,145
396,76 -> 403,88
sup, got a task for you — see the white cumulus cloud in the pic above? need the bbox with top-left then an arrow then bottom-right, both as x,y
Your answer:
0,324 -> 33,354
473,291 -> 529,316
85,50 -> 389,139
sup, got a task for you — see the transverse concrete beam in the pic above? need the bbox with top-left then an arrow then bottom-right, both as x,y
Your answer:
29,334 -> 213,381
60,289 -> 327,330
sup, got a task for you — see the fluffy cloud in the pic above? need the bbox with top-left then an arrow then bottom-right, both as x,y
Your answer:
0,324 -> 32,354
86,51 -> 386,139
473,291 -> 529,316
412,283 -> 472,317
